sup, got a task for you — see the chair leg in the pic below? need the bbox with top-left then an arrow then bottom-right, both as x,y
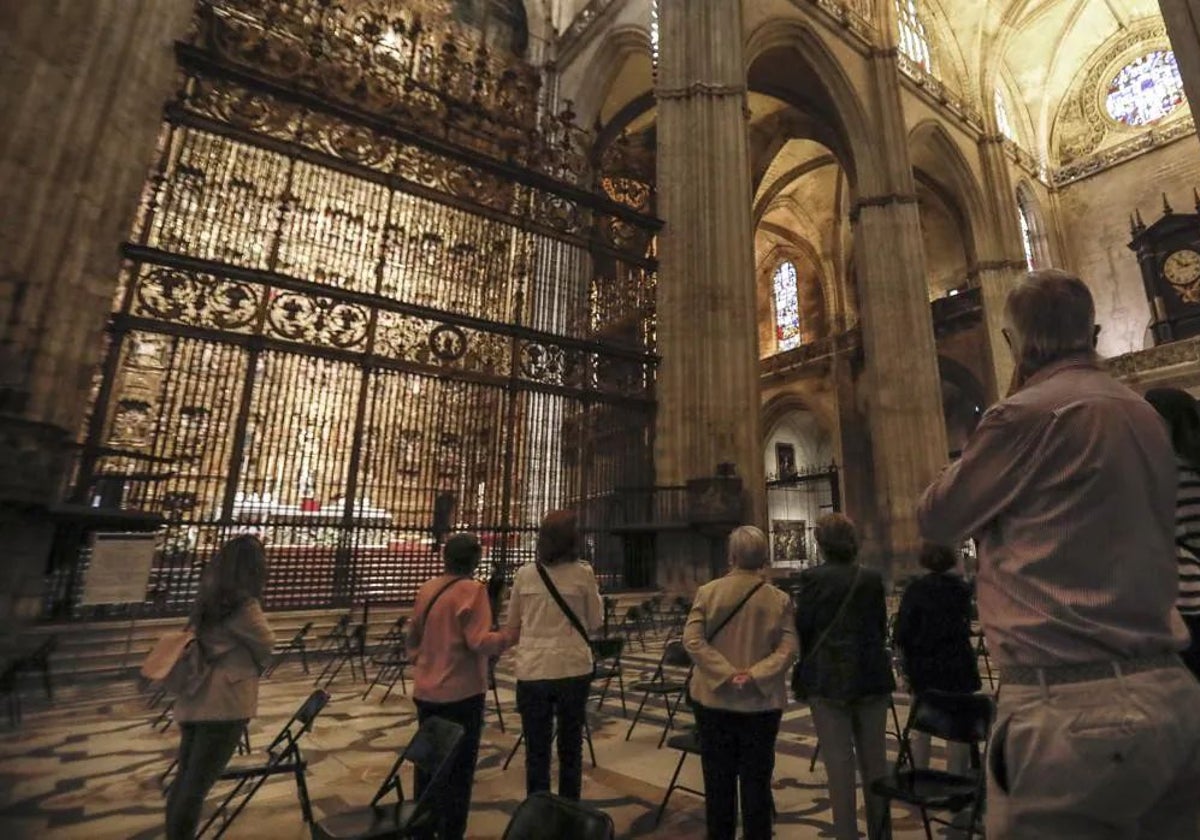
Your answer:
658,690 -> 685,748
584,717 -> 597,768
919,806 -> 934,840
503,730 -> 525,771
617,670 -> 627,717
491,681 -> 505,734
299,644 -> 309,675
809,740 -> 821,773
294,759 -> 314,824
655,750 -> 689,827
625,692 -> 652,741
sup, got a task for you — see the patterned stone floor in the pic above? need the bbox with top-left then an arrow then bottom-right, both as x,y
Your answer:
0,641 -> 974,839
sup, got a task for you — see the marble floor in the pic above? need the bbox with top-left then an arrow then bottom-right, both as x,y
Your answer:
0,641 -> 974,839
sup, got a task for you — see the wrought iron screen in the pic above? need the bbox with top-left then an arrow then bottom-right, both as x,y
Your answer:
64,0 -> 659,617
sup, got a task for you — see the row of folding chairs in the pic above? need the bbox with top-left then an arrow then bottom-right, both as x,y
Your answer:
160,686 -> 615,840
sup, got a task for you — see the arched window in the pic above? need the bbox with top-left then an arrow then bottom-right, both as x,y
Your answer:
896,0 -> 933,72
1106,51 -> 1186,127
995,90 -> 1014,140
773,261 -> 802,352
1016,185 -> 1049,271
650,0 -> 660,67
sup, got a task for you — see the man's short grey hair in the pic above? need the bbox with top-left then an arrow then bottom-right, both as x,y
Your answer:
1005,269 -> 1096,375
728,525 -> 770,570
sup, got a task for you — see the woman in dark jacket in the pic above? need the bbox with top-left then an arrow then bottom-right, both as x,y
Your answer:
795,514 -> 894,840
895,542 -> 981,773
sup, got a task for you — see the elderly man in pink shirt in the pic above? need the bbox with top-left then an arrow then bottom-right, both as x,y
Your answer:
919,270 -> 1200,839
407,532 -> 511,840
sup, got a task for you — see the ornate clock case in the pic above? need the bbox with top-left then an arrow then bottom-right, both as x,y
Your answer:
1130,194 -> 1200,345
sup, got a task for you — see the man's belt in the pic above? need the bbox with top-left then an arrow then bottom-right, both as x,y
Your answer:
999,653 -> 1183,687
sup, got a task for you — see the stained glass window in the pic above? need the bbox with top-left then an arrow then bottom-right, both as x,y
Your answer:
1105,51 -> 1185,127
773,261 -> 801,352
995,90 -> 1014,140
896,0 -> 932,72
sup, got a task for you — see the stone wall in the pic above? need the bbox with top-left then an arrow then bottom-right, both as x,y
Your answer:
1056,137 -> 1200,358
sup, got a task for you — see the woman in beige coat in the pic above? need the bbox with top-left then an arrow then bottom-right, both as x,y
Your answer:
683,525 -> 798,840
166,535 -> 275,840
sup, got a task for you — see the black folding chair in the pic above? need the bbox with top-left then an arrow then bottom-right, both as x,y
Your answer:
589,638 -> 627,717
618,606 -> 647,652
161,723 -> 252,792
311,716 -> 464,839
870,690 -> 996,840
362,627 -> 410,702
0,659 -> 21,728
625,639 -> 692,747
196,689 -> 330,838
317,614 -> 352,655
656,727 -> 703,826
317,624 -> 367,688
17,636 -> 56,702
656,726 -> 777,828
502,713 -> 598,770
503,791 -> 615,840
265,621 -> 314,677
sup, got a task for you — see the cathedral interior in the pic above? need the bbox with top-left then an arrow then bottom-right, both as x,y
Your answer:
2,0 -> 1200,836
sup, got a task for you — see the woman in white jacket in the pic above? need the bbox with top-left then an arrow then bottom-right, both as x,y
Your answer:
166,535 -> 275,839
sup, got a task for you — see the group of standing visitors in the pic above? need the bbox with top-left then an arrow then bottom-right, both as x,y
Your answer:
164,267 -> 1200,839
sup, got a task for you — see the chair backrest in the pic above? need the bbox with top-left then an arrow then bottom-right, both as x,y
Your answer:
371,716 -> 465,816
662,639 -> 692,669
502,792 -> 615,840
907,690 -> 995,745
590,637 -> 623,661
348,624 -> 367,652
266,689 -> 330,759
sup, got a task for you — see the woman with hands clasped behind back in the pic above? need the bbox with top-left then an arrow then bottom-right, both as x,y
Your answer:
683,525 -> 799,840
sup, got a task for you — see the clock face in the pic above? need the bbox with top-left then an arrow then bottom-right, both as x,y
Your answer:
1164,249 -> 1200,291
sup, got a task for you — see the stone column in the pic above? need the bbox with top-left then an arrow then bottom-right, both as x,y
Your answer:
0,0 -> 191,621
654,0 -> 764,526
851,34 -> 949,579
975,136 -> 1026,400
1159,0 -> 1200,143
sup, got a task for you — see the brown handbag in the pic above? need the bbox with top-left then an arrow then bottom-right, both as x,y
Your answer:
141,626 -> 212,698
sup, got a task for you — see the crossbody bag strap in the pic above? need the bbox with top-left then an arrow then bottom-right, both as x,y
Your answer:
805,564 -> 863,662
414,577 -> 471,642
706,581 -> 766,643
535,562 -> 590,643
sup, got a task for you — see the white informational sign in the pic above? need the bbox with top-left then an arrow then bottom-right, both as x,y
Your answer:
81,532 -> 158,606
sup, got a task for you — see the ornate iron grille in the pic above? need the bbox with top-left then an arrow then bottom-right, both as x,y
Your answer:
65,0 -> 659,617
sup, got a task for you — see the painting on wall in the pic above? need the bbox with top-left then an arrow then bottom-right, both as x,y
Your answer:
772,519 -> 807,565
775,442 -> 797,478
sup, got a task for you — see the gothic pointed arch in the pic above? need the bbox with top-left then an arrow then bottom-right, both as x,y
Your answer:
745,19 -> 881,196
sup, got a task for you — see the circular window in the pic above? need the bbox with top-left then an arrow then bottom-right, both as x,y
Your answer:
1105,50 -> 1186,127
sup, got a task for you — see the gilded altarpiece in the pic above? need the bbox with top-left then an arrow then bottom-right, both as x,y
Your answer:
67,0 -> 659,615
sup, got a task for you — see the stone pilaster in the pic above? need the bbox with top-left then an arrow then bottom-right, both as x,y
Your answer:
852,40 -> 948,578
975,136 -> 1027,399
654,0 -> 764,525
1159,0 -> 1200,145
0,0 -> 191,619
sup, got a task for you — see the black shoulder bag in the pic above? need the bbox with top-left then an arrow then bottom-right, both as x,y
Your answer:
685,580 -> 766,705
791,565 -> 862,703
